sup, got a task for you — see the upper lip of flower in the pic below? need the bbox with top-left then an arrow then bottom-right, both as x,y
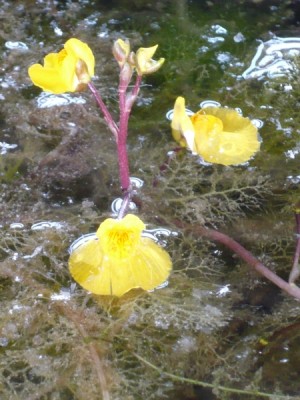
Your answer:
28,38 -> 95,94
134,45 -> 165,75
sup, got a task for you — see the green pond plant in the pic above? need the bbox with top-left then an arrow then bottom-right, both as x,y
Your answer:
26,35 -> 300,400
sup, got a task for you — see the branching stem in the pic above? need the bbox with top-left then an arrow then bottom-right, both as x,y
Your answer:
88,82 -> 118,139
133,352 -> 294,399
172,219 -> 300,301
88,73 -> 142,194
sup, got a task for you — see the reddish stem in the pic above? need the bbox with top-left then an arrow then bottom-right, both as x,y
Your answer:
117,74 -> 142,192
88,73 -> 142,202
117,137 -> 131,191
289,212 -> 300,284
173,219 -> 300,300
88,82 -> 119,139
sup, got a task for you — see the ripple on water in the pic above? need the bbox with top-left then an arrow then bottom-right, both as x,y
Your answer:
31,221 -> 66,231
242,36 -> 300,80
36,92 -> 86,109
166,107 -> 194,121
0,142 -> 18,155
111,198 -> 137,215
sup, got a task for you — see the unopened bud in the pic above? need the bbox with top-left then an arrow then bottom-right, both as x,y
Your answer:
113,38 -> 130,67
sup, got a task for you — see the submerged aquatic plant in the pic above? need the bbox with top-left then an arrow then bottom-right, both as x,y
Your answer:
171,96 -> 260,165
21,18 -> 300,400
27,38 -> 300,301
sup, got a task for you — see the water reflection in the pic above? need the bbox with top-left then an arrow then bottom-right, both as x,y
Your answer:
5,41 -> 28,51
199,99 -> 221,108
111,197 -> 137,215
68,232 -> 97,254
31,221 -> 66,231
242,36 -> 300,80
0,142 -> 18,155
50,287 -> 72,301
166,107 -> 193,121
36,92 -> 86,109
9,222 -> 24,230
111,177 -> 144,216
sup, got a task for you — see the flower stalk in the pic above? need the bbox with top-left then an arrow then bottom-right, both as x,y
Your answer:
87,81 -> 118,139
170,218 -> 300,301
289,204 -> 300,285
87,40 -> 162,199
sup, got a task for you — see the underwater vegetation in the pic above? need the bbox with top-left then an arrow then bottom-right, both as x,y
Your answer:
1,0 -> 300,399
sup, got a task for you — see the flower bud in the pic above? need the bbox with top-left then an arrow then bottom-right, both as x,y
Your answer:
113,38 -> 130,67
134,45 -> 165,75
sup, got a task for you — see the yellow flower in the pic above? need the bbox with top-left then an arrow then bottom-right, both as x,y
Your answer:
69,214 -> 172,297
171,96 -> 260,166
28,38 -> 95,94
134,45 -> 165,75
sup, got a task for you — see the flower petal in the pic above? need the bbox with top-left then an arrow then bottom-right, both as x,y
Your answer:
68,239 -> 110,294
69,236 -> 172,297
135,44 -> 164,75
28,63 -> 71,94
171,96 -> 196,150
130,237 -> 172,291
195,107 -> 260,165
96,214 -> 145,259
64,38 -> 95,77
69,214 -> 172,297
